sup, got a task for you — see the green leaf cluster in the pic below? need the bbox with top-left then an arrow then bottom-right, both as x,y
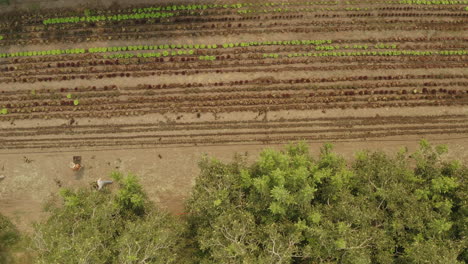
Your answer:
186,141 -> 467,263
32,172 -> 185,264
198,55 -> 216,61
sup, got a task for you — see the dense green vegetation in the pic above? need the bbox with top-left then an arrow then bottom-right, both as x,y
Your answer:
186,141 -> 467,263
0,213 -> 20,263
31,172 -> 186,264
1,140 -> 466,263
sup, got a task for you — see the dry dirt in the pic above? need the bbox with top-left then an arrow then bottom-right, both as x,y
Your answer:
1,135 -> 467,232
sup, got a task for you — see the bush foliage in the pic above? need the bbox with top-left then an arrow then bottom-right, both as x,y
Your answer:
186,140 -> 467,263
0,213 -> 20,263
31,172 -> 185,264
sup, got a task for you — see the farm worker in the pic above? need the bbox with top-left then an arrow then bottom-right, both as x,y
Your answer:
70,162 -> 81,171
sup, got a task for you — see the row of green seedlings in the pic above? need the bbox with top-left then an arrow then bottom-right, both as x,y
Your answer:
43,12 -> 174,25
267,0 -> 468,5
0,48 -> 86,58
0,39 -> 331,59
239,4 -> 468,14
39,0 -> 380,23
128,1 -> 371,14
83,3 -> 247,17
92,44 -> 217,52
31,89 -> 81,105
255,1 -> 339,6
127,0 -> 467,13
235,0 -> 468,6
130,3 -> 246,13
254,0 -> 468,5
237,0 -> 468,13
0,92 -> 80,115
109,0 -> 468,18
238,7 -> 373,14
91,39 -> 332,52
315,44 -> 399,51
281,49 -> 468,57
199,56 -> 216,61
104,50 -> 195,59
42,1 -> 267,26
43,3 -> 249,25
45,1 -> 361,21
43,0 -> 438,26
13,0 -> 463,28
398,0 -> 468,4
3,47 -> 465,73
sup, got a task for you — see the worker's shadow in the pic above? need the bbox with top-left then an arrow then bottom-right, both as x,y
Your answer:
74,167 -> 85,180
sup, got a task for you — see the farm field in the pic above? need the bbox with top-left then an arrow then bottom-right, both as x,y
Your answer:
0,0 -> 467,231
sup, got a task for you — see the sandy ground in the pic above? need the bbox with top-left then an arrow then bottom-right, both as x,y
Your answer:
1,135 -> 467,232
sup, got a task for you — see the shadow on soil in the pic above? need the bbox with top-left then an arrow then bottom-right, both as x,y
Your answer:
74,167 -> 85,180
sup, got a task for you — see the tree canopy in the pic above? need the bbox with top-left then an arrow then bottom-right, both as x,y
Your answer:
186,141 -> 467,263
31,172 -> 186,264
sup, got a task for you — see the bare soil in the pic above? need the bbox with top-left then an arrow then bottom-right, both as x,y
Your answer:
1,135 -> 467,232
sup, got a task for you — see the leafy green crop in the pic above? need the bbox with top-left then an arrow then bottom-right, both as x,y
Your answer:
198,55 -> 216,61
186,141 -> 467,263
43,12 -> 175,25
0,39 -> 331,59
